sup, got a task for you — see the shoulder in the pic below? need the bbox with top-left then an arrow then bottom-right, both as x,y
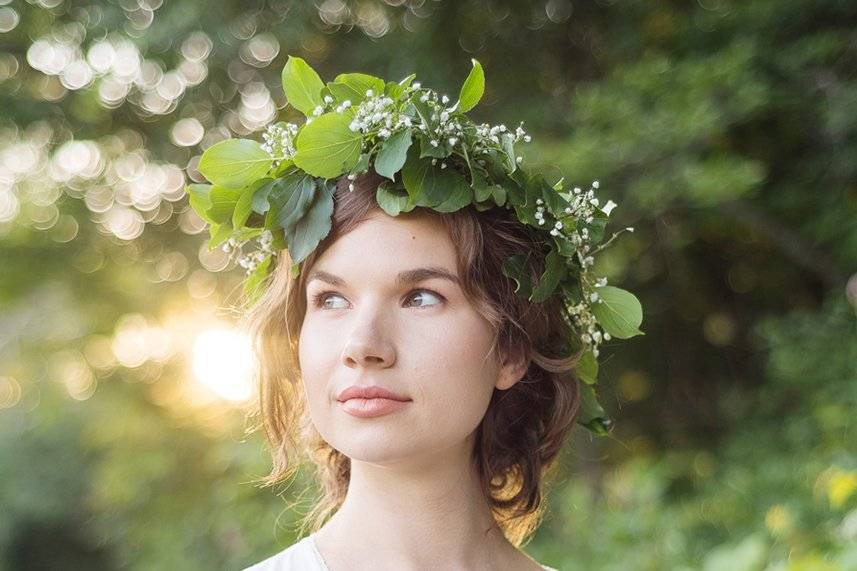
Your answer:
240,536 -> 328,571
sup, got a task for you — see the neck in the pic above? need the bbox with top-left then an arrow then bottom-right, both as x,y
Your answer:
312,434 -> 523,569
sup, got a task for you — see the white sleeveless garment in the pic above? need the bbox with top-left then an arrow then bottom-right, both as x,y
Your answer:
241,534 -> 560,570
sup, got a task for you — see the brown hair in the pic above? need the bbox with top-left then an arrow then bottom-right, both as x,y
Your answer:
241,170 -> 583,547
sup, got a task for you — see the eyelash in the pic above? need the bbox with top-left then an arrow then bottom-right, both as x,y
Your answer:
309,289 -> 446,311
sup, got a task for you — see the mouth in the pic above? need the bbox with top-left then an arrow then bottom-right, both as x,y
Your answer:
339,397 -> 411,419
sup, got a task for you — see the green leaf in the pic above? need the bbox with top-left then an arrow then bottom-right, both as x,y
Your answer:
591,286 -> 645,339
376,184 -> 413,216
419,135 -> 452,159
285,180 -> 335,264
186,184 -> 213,222
457,58 -> 484,113
198,139 -> 272,189
375,128 -> 413,180
578,384 -> 613,436
281,55 -> 325,116
274,173 -> 318,233
501,254 -> 532,299
575,350 -> 598,385
530,248 -> 567,303
207,222 -> 232,249
352,152 -> 371,174
206,186 -> 244,224
500,133 -> 517,173
327,73 -> 385,106
233,178 -> 273,228
243,254 -> 273,304
491,184 -> 507,207
252,180 -> 277,215
386,73 -> 415,99
431,173 -> 473,213
293,112 -> 362,179
400,145 -> 463,208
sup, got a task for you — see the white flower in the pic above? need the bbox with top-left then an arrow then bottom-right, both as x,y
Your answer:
590,292 -> 599,303
313,105 -> 324,116
524,135 -> 531,142
554,221 -> 563,229
448,137 -> 458,146
592,180 -> 600,188
348,183 -> 355,192
323,95 -> 333,104
412,81 -> 421,89
536,198 -> 544,205
538,219 -> 545,225
430,139 -> 438,147
516,156 -> 522,164
365,89 -> 374,97
441,94 -> 449,104
602,199 -> 618,216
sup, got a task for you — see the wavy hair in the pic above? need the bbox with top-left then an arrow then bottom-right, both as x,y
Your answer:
241,169 -> 583,547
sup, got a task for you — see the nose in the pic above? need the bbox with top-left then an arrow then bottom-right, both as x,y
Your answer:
341,313 -> 396,369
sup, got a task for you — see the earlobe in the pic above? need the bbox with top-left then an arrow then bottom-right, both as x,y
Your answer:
495,355 -> 530,390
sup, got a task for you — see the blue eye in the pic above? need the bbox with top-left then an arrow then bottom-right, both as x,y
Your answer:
310,289 -> 445,310
406,290 -> 443,308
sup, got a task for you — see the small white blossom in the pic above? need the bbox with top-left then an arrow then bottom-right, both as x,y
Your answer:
441,94 -> 449,104
365,89 -> 374,97
592,180 -> 600,189
602,200 -> 618,216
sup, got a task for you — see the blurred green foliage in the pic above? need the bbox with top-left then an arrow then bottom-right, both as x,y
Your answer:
1,1 -> 855,570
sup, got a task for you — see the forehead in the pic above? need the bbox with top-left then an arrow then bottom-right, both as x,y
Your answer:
308,210 -> 458,279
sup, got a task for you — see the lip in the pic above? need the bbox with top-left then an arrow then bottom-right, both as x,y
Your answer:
337,385 -> 411,403
339,398 -> 411,418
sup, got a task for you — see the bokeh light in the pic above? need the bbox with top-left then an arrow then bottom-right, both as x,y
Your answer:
191,328 -> 254,403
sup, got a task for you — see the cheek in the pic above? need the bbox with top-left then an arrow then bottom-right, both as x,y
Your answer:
408,315 -> 499,417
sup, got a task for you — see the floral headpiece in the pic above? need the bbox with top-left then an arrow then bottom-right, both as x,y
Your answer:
185,55 -> 644,436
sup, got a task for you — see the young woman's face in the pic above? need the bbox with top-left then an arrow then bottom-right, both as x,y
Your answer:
298,209 -> 523,465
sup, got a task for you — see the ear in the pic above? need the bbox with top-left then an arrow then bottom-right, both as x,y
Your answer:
495,350 -> 530,391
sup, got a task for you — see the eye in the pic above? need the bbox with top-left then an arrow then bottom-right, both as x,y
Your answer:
405,289 -> 444,309
309,289 -> 445,311
311,291 -> 348,310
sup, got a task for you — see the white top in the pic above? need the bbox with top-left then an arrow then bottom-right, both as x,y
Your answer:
241,534 -> 559,570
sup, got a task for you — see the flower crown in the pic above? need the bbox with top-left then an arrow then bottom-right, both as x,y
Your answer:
185,55 -> 644,436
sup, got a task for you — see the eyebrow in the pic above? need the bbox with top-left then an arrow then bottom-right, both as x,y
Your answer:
306,266 -> 461,288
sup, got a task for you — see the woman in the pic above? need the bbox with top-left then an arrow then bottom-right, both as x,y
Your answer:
190,55 -> 641,569
239,170 -> 573,570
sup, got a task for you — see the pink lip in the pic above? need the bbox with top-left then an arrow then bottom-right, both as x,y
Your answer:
339,398 -> 411,418
337,385 -> 410,402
